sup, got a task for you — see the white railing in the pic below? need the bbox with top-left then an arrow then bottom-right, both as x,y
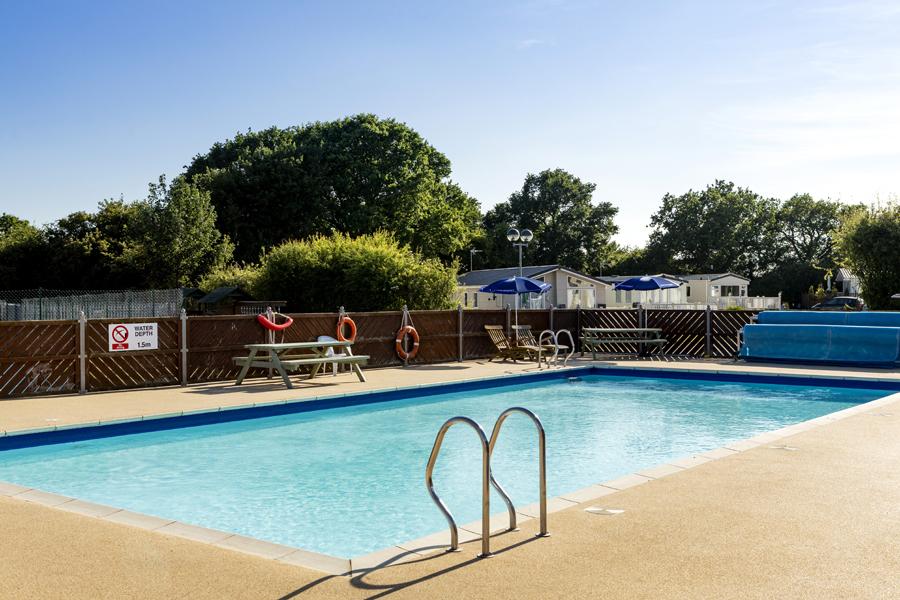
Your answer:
643,295 -> 782,310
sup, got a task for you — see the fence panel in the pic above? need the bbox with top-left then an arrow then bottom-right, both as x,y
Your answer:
552,310 -> 579,350
710,310 -> 759,357
187,315 -> 266,382
0,307 -> 762,397
86,317 -> 180,390
0,320 -> 78,397
644,309 -> 707,356
461,309 -> 507,360
408,310 -> 459,363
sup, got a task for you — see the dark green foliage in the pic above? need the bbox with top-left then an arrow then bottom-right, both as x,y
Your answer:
835,203 -> 900,309
254,232 -> 457,311
0,214 -> 45,288
185,114 -> 482,263
0,178 -> 232,289
645,180 -> 780,279
481,169 -> 618,273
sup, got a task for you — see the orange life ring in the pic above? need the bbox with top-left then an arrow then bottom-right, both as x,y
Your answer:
336,316 -> 357,342
257,313 -> 293,331
395,325 -> 420,360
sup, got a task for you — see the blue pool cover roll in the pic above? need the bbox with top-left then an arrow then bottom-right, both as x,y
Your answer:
740,324 -> 900,366
756,311 -> 900,327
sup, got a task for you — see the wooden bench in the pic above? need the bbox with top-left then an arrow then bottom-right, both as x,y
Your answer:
581,327 -> 666,359
233,354 -> 369,370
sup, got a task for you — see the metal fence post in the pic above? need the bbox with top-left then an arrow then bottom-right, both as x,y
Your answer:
705,305 -> 712,357
78,311 -> 87,394
457,303 -> 463,362
549,304 -> 554,331
576,306 -> 581,354
180,309 -> 188,386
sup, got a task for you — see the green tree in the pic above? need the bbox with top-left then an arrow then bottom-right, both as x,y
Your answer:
186,114 -> 482,263
776,194 -> 846,265
0,214 -> 46,288
645,180 -> 779,279
137,176 -> 234,287
834,203 -> 900,309
41,201 -> 147,288
254,232 -> 457,311
482,169 -> 618,273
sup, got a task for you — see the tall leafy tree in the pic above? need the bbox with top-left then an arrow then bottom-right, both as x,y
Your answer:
0,214 -> 45,288
138,176 -> 234,287
185,114 -> 482,263
834,203 -> 900,309
776,194 -> 846,266
645,180 -> 779,279
482,169 -> 618,273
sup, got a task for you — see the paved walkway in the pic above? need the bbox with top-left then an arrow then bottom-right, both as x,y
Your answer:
1,359 -> 899,598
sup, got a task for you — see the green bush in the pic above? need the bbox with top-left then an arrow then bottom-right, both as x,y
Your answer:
254,232 -> 457,312
198,264 -> 260,295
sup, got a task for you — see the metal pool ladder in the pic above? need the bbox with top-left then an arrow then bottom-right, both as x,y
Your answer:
425,407 -> 548,558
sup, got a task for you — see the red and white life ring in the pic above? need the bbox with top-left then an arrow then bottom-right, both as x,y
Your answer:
257,312 -> 294,331
336,315 -> 357,342
395,325 -> 420,360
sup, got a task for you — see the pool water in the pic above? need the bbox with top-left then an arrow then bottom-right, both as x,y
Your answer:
0,374 -> 886,556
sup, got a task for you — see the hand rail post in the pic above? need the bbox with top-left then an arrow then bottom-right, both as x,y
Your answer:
488,407 -> 549,537
425,416 -> 492,557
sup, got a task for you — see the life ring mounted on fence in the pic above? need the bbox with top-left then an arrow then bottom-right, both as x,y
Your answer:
257,312 -> 294,331
395,325 -> 420,360
336,315 -> 357,342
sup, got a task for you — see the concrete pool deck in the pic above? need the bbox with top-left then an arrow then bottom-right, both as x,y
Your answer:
1,359 -> 899,598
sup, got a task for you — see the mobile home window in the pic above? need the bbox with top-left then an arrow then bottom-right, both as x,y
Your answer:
464,292 -> 468,307
474,293 -> 478,307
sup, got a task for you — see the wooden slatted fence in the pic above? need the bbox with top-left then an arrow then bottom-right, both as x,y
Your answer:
0,307 -> 761,397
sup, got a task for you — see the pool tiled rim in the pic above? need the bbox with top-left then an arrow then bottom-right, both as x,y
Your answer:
1,364 -> 898,576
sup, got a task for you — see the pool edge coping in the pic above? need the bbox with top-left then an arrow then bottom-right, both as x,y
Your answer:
1,365 -> 898,576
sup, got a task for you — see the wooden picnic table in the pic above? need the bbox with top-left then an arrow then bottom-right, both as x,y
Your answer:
580,327 -> 666,358
233,341 -> 369,389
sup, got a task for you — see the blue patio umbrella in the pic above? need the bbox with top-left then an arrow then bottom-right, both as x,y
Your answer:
613,276 -> 681,291
480,276 -> 552,331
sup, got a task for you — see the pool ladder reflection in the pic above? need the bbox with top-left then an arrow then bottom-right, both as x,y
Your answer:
424,407 -> 548,558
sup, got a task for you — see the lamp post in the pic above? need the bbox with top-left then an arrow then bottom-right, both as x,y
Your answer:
506,227 -> 534,278
469,248 -> 482,273
506,227 -> 534,333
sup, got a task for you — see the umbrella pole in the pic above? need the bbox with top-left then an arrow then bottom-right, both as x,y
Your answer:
514,293 -> 519,341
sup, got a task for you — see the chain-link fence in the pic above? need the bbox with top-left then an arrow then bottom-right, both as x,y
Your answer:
0,289 -> 183,321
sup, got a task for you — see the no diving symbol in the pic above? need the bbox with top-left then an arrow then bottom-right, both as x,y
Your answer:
112,325 -> 129,344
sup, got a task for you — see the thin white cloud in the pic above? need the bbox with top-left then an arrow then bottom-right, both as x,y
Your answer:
516,38 -> 546,49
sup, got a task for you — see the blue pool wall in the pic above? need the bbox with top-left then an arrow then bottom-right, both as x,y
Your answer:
1,366 -> 898,452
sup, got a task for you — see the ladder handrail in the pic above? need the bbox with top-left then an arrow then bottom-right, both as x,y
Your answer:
537,329 -> 559,369
488,407 -> 549,537
555,329 -> 576,366
425,416 -> 492,556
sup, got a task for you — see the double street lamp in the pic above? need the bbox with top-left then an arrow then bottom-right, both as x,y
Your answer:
506,227 -> 534,278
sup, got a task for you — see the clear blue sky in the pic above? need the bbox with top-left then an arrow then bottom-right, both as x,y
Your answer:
2,0 -> 898,245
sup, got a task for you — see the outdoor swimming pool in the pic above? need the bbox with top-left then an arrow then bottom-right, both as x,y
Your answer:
0,371 -> 890,557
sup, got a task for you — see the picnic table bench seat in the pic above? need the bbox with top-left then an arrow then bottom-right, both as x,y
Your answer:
232,354 -> 370,369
